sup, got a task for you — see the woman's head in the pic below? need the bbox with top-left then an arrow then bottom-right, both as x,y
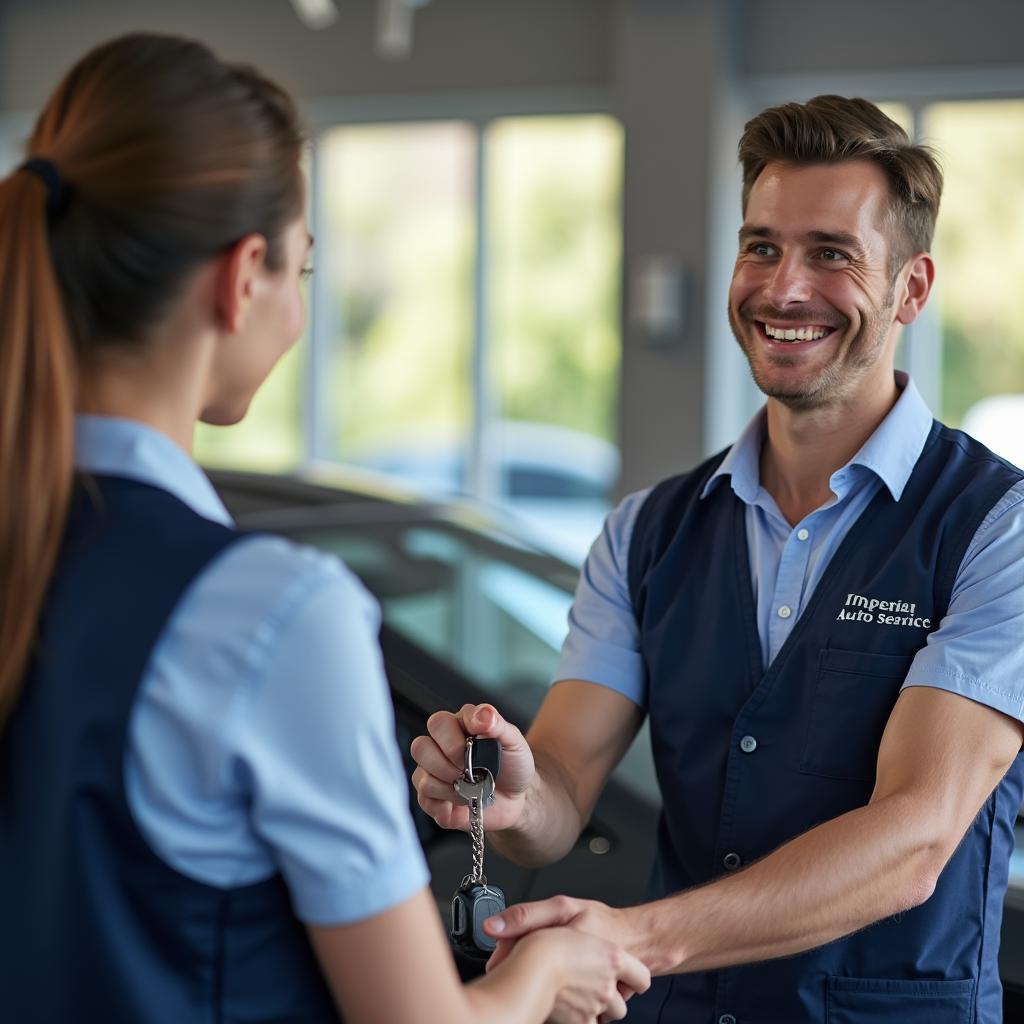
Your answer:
26,32 -> 306,352
0,33 -> 307,727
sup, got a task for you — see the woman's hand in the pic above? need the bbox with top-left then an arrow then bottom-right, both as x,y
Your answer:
496,927 -> 650,1024
310,889 -> 648,1024
411,703 -> 535,832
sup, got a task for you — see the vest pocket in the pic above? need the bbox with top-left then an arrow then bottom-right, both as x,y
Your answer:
826,975 -> 975,1024
799,650 -> 915,783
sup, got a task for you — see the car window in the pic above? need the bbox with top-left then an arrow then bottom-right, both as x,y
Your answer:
294,523 -> 568,714
285,520 -> 659,803
505,466 -> 609,500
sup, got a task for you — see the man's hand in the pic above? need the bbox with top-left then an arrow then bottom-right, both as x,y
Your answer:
484,896 -> 643,979
414,683 -> 644,866
410,703 -> 536,832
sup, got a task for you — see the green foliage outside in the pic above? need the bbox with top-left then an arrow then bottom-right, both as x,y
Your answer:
323,122 -> 476,464
321,116 -> 624,470
489,117 -> 624,443
926,101 -> 1024,425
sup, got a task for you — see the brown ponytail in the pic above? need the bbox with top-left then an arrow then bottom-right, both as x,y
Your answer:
0,33 -> 305,730
0,171 -> 76,728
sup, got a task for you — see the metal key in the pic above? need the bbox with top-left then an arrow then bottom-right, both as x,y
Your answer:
450,736 -> 506,959
453,736 -> 500,808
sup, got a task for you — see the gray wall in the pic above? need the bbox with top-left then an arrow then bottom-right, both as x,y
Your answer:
1,0 -> 1022,494
743,0 -> 1024,74
0,0 -> 613,109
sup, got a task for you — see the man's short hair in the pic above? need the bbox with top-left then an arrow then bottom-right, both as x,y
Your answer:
738,95 -> 943,275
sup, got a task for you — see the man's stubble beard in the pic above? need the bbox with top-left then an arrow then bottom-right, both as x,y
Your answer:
727,288 -> 896,413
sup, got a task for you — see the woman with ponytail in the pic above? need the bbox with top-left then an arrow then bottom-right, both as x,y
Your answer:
0,34 -> 647,1024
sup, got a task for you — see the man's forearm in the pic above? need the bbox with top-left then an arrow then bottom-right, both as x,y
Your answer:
490,752 -> 588,867
622,792 -> 945,975
487,689 -> 1020,982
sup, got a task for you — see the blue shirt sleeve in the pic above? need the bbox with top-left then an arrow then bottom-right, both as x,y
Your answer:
902,479 -> 1024,721
236,558 -> 430,925
553,487 -> 653,707
126,536 -> 429,926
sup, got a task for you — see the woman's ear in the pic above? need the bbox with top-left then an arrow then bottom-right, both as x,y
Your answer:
215,233 -> 268,333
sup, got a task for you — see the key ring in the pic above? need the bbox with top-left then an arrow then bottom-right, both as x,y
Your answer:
465,735 -> 490,786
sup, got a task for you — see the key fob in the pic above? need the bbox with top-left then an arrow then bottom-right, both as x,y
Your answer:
467,736 -> 501,785
450,882 -> 506,960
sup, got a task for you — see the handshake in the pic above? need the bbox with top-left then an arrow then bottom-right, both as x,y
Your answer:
411,701 -> 651,1024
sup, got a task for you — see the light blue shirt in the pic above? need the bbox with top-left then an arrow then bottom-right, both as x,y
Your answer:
557,373 -> 1024,721
74,415 -> 429,926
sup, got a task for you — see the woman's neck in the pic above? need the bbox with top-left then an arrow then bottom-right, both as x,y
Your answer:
75,328 -> 212,455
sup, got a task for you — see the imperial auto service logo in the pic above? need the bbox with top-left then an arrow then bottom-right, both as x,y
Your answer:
837,593 -> 932,629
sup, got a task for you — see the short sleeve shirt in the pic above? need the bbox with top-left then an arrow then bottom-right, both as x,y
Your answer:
555,373 -> 1024,723
75,415 -> 430,926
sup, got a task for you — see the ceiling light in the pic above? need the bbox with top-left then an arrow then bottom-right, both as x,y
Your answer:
290,0 -> 339,31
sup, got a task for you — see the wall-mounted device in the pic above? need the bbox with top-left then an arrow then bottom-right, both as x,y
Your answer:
630,253 -> 687,348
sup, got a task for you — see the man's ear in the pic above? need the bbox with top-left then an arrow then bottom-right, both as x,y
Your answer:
894,252 -> 935,326
215,233 -> 269,333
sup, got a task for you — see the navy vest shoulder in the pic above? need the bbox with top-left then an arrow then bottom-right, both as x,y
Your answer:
0,475 -> 339,1024
626,422 -> 1024,1023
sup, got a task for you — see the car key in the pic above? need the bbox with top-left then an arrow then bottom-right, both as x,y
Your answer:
450,736 -> 506,959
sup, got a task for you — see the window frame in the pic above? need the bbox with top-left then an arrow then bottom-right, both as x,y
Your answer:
301,87 -> 619,506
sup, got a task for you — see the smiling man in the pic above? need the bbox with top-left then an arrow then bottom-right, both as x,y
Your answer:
412,96 -> 1024,1022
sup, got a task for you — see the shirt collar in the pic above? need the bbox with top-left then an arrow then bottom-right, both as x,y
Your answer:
701,404 -> 766,504
845,372 -> 933,500
74,415 -> 233,527
701,371 -> 934,505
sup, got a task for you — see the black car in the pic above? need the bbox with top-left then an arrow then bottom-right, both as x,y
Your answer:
208,466 -> 660,974
208,467 -> 1024,1007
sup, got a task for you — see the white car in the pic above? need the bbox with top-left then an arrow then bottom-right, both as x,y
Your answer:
962,394 -> 1024,469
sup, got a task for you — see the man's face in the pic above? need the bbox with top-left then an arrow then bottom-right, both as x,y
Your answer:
728,159 -> 901,411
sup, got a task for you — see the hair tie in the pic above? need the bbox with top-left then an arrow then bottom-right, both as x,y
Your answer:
19,158 -> 71,218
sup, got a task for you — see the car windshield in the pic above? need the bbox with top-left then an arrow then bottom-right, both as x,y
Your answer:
282,517 -> 659,802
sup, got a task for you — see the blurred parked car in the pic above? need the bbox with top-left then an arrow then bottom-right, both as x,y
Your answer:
208,466 -> 1024,1007
207,465 -> 656,977
359,420 -> 619,563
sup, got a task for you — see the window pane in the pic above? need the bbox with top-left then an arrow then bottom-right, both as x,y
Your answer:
486,115 -> 624,561
924,100 -> 1024,464
320,122 -> 475,485
194,341 -> 305,471
876,102 -> 913,138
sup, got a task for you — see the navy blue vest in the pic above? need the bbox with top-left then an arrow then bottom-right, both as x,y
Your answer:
626,423 -> 1024,1024
0,476 -> 340,1023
